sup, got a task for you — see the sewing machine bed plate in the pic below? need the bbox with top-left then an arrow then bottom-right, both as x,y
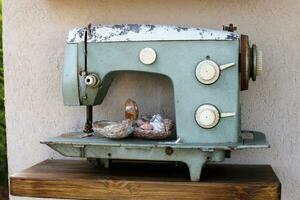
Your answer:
42,131 -> 269,151
41,131 -> 268,181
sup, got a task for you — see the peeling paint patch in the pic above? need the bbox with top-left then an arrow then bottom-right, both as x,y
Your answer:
226,33 -> 239,40
67,24 -> 240,43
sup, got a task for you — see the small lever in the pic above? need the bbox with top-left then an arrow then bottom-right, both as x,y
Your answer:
195,60 -> 235,85
220,63 -> 235,70
220,112 -> 236,118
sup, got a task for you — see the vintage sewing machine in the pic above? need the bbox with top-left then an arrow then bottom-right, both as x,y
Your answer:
42,24 -> 269,181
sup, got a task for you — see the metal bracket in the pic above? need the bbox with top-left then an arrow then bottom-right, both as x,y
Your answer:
223,24 -> 237,32
72,144 -> 86,157
82,24 -> 94,133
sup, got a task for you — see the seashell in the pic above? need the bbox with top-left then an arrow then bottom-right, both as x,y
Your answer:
141,115 -> 152,122
133,116 -> 174,140
93,119 -> 132,139
163,119 -> 173,131
150,122 -> 164,132
124,99 -> 139,121
150,114 -> 163,123
136,119 -> 143,127
141,123 -> 153,130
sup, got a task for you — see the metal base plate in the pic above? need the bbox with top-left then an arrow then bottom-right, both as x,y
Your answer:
41,131 -> 269,151
41,131 -> 269,181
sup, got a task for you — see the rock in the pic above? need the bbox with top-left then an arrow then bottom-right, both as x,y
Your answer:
124,99 -> 139,121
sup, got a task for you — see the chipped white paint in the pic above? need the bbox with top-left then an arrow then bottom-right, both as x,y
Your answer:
67,24 -> 239,43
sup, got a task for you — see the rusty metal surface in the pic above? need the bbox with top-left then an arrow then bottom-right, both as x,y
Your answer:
240,35 -> 250,90
84,106 -> 93,133
67,24 -> 239,43
223,24 -> 237,32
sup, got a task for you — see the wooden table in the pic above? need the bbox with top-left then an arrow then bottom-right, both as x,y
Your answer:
10,159 -> 281,200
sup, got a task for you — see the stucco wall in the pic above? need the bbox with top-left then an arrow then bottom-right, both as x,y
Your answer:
3,0 -> 300,199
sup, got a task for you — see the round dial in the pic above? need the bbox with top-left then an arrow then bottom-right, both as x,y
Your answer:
195,60 -> 220,84
139,47 -> 157,65
251,44 -> 263,81
195,104 -> 220,129
256,49 -> 263,76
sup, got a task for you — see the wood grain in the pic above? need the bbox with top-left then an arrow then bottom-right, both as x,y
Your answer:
10,160 -> 281,200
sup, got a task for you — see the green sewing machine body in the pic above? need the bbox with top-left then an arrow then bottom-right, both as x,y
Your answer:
42,24 -> 269,181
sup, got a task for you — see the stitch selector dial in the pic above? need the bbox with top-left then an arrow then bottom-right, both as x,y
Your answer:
195,104 -> 236,129
195,60 -> 220,85
195,60 -> 235,85
195,104 -> 220,128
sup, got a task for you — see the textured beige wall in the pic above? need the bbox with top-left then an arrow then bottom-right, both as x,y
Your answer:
3,0 -> 300,199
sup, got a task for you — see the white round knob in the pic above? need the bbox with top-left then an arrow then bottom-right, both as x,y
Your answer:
195,104 -> 220,129
85,74 -> 100,87
139,47 -> 156,65
195,60 -> 220,84
256,50 -> 262,76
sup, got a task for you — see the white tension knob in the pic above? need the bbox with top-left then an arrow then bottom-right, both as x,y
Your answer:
85,74 -> 101,88
195,104 -> 236,129
195,105 -> 220,128
195,60 -> 235,85
195,60 -> 220,85
139,47 -> 157,65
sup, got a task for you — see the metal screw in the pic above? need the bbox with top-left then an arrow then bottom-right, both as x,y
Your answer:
80,71 -> 86,76
165,147 -> 174,155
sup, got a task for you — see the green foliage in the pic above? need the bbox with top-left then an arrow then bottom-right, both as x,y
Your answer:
0,0 -> 7,183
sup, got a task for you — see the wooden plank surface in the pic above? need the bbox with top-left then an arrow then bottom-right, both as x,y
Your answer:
10,160 -> 281,200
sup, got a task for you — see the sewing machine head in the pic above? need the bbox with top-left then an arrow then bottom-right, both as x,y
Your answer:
63,24 -> 262,143
42,24 -> 268,182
